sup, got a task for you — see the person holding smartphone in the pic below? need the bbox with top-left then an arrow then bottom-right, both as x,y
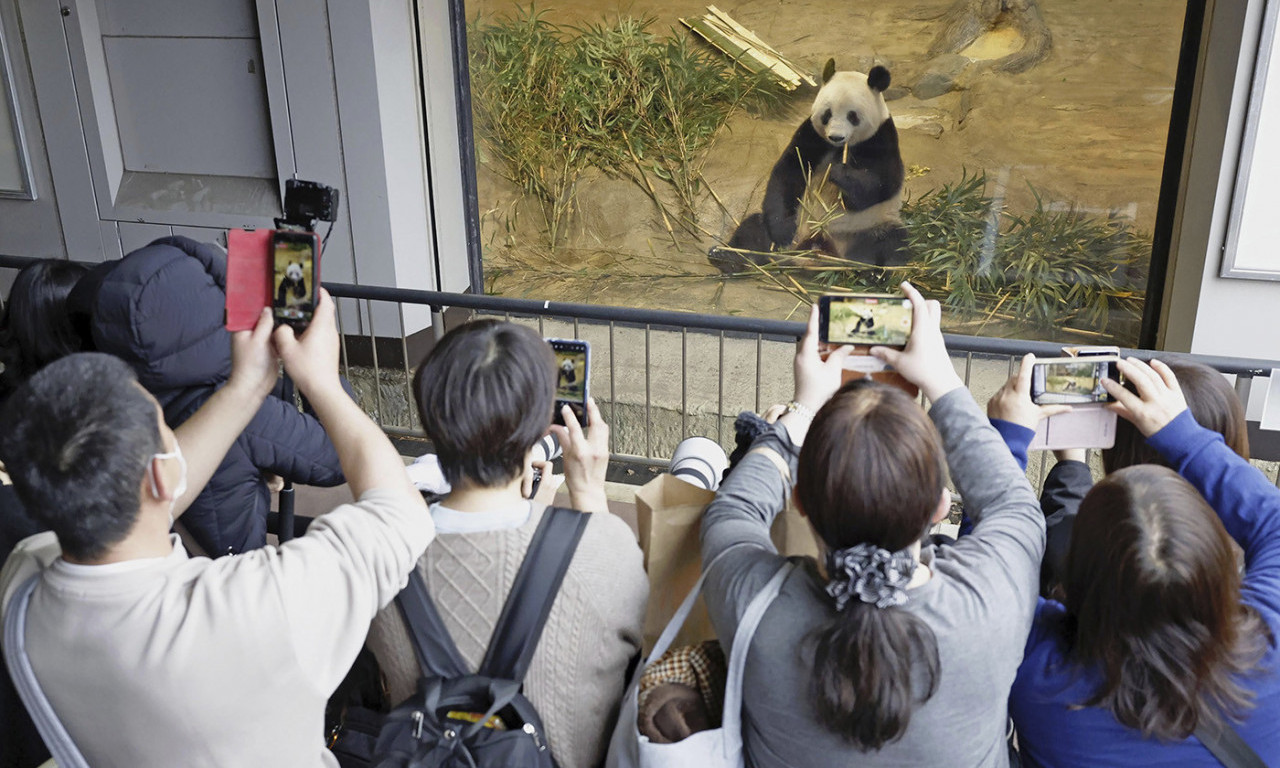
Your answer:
0,293 -> 434,766
365,320 -> 646,768
1008,359 -> 1280,766
699,283 -> 1044,767
78,235 -> 346,556
986,356 -> 1249,596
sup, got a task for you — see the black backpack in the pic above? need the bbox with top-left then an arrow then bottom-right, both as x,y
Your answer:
332,506 -> 589,768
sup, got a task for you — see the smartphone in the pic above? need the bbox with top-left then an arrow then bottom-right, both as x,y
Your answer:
1030,357 -> 1122,405
548,339 -> 590,427
818,294 -> 913,348
271,230 -> 320,330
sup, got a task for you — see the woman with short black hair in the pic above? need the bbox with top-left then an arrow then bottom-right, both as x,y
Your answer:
0,259 -> 90,403
0,258 -> 89,768
367,319 -> 647,768
1010,358 -> 1280,766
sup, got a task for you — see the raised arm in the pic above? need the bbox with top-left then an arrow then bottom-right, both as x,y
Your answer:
273,292 -> 422,502
874,286 -> 1044,598
259,291 -> 431,691
1106,359 -> 1280,587
171,308 -> 279,518
985,354 -> 1071,474
700,305 -> 852,564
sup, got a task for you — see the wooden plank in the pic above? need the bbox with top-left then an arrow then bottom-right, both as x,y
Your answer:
680,17 -> 798,89
705,5 -> 816,86
701,16 -> 802,85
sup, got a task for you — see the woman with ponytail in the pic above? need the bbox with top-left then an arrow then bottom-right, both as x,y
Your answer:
700,283 -> 1045,767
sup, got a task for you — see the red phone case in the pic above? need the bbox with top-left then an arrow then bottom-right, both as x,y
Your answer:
225,228 -> 273,331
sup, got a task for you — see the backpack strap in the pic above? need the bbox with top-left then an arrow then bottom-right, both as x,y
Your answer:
1194,720 -> 1268,768
394,568 -> 470,679
479,506 -> 589,682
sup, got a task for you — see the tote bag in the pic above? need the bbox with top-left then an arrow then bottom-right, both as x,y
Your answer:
606,554 -> 794,768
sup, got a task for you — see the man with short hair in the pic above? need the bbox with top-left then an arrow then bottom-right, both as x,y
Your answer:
0,293 -> 432,767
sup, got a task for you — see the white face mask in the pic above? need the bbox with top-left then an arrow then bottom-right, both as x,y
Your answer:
148,446 -> 188,529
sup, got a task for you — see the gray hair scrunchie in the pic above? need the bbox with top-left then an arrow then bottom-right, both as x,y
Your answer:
825,543 -> 916,611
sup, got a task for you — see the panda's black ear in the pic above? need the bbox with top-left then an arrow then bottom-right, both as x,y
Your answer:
822,58 -> 836,84
868,65 -> 891,93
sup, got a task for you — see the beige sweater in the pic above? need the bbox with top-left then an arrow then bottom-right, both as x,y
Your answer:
366,503 -> 647,768
0,488 -> 434,768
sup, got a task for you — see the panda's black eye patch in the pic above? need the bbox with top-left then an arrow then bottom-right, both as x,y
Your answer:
821,108 -> 832,125
847,111 -> 860,126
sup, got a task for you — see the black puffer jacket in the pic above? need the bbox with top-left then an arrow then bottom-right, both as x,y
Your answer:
85,236 -> 344,555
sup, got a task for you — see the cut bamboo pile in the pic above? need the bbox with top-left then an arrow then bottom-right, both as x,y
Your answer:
680,5 -> 817,91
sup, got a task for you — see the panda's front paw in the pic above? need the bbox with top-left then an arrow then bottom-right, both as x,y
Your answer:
828,166 -> 878,202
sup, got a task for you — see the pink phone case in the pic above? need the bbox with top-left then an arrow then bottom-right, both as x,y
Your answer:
225,228 -> 273,331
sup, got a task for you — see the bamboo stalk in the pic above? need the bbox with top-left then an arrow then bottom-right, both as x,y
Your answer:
700,16 -> 804,88
705,5 -> 817,86
621,129 -> 679,249
680,17 -> 800,89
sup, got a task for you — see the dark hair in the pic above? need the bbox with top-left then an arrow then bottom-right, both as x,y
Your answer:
413,319 -> 556,487
1104,360 -> 1248,473
0,353 -> 162,560
794,380 -> 945,750
1063,465 -> 1270,740
0,260 -> 91,401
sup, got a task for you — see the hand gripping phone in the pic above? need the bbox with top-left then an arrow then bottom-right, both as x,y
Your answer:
1029,356 -> 1123,450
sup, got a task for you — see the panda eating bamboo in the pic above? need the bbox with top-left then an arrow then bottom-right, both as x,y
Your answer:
710,59 -> 910,272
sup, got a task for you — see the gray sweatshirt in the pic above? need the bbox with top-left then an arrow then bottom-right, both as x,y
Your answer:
700,388 -> 1044,768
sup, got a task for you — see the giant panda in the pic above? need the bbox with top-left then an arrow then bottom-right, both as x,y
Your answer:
710,59 -> 909,271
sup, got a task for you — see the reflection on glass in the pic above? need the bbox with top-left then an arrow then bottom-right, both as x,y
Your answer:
464,1 -> 1185,344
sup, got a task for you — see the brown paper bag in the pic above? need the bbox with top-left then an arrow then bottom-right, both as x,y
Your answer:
635,473 -> 819,652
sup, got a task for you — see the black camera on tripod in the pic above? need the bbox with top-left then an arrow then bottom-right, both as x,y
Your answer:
276,179 -> 341,232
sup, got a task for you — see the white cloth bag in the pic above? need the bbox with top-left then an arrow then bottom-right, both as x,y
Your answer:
606,555 -> 794,768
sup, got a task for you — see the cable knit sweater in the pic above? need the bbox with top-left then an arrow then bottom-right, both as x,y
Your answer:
366,502 -> 647,768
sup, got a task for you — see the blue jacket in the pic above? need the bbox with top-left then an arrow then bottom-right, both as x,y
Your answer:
87,236 -> 344,555
1007,411 -> 1280,766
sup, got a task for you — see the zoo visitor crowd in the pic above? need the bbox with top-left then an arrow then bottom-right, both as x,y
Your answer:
0,240 -> 1277,768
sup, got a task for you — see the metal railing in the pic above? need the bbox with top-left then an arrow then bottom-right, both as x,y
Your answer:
319,282 -> 1280,480
3,254 -> 1280,489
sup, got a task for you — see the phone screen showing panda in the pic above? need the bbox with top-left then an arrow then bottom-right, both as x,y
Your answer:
820,294 -> 913,348
549,339 -> 590,427
271,230 -> 320,329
